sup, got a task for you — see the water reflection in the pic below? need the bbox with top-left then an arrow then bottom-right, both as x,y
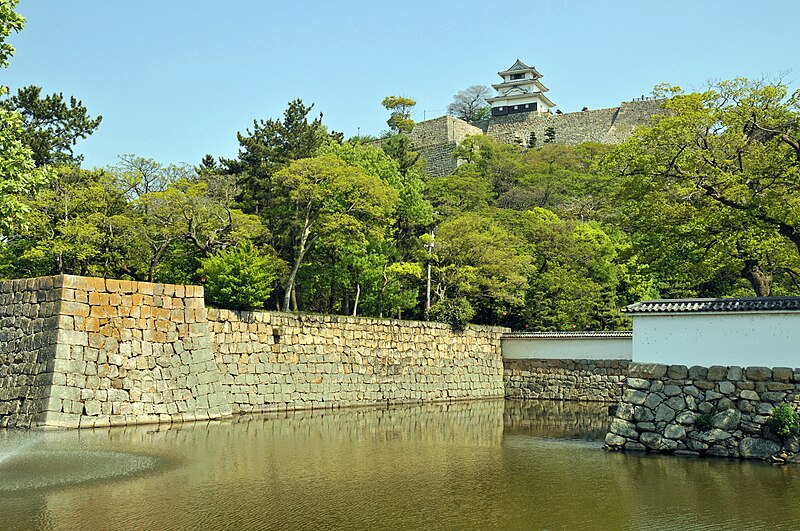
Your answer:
0,400 -> 799,530
503,398 -> 610,441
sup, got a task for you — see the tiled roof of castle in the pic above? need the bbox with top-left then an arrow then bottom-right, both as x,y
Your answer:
507,59 -> 532,71
625,297 -> 800,314
502,331 -> 632,339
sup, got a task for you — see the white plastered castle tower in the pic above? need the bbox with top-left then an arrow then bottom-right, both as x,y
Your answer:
485,59 -> 555,117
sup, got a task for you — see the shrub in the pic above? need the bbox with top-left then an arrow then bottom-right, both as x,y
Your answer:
428,297 -> 475,331
767,403 -> 800,438
198,241 -> 278,311
695,412 -> 714,431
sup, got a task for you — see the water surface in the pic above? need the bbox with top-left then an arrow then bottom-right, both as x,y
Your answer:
1,399 -> 799,530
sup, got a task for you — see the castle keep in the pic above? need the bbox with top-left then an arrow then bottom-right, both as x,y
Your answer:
409,59 -> 664,176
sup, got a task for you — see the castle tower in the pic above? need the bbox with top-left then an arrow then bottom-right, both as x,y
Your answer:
486,59 -> 555,116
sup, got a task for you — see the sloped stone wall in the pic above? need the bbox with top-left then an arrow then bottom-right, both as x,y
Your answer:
605,363 -> 800,462
0,275 -> 233,429
0,277 -> 62,428
504,359 -> 629,402
208,309 -> 506,414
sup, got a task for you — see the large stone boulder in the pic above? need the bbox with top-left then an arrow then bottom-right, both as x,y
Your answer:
739,437 -> 780,459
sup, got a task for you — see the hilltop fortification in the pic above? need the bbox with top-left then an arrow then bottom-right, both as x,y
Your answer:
408,60 -> 664,176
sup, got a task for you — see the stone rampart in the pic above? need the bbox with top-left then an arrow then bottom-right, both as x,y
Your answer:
408,115 -> 483,177
208,309 -> 505,414
0,277 -> 62,427
504,359 -> 629,402
16,275 -> 232,428
0,275 -> 507,428
409,99 -> 665,176
605,363 -> 800,463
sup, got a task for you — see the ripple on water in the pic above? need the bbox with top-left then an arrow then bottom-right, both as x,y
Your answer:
0,449 -> 158,493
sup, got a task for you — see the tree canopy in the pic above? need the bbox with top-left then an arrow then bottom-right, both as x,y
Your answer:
2,85 -> 102,166
607,78 -> 800,296
381,95 -> 416,134
447,85 -> 491,122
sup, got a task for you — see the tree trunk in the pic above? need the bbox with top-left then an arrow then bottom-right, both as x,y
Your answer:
342,291 -> 350,316
741,260 -> 772,297
352,283 -> 360,317
283,218 -> 313,311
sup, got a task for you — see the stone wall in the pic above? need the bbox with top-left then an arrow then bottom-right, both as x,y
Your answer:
208,309 -> 505,414
408,115 -> 483,177
504,359 -> 629,402
409,99 -> 665,176
39,275 -> 232,428
0,275 -> 507,428
487,107 -> 620,146
417,142 -> 459,177
0,277 -> 62,427
605,363 -> 800,463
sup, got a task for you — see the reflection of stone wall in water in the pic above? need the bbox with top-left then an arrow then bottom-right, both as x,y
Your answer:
504,359 -> 630,403
504,399 -> 609,440
0,275 -> 506,429
606,363 -> 800,463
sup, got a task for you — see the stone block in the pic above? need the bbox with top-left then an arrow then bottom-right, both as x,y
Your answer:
739,437 -> 780,460
628,363 -> 667,379
667,365 -> 688,380
726,366 -> 743,381
745,366 -> 772,381
707,366 -> 726,381
44,411 -> 81,428
60,330 -> 88,346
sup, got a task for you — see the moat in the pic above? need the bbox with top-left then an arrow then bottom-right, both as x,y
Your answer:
1,399 -> 799,530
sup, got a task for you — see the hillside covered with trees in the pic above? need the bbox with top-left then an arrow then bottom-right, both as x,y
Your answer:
3,2 -> 799,331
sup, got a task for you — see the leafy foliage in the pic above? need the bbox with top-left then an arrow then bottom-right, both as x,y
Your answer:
695,412 -> 714,431
199,241 -> 280,311
2,85 -> 102,166
381,95 -> 416,134
428,297 -> 475,331
767,403 -> 800,438
0,2 -> 51,237
607,78 -> 800,297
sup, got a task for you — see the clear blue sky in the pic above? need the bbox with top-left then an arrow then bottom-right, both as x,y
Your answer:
6,0 -> 799,169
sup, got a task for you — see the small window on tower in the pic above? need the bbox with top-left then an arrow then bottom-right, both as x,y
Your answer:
510,73 -> 524,80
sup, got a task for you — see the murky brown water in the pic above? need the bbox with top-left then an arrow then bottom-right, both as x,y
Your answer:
1,399 -> 799,530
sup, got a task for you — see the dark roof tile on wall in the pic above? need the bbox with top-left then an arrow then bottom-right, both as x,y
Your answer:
625,297 -> 800,314
502,331 -> 632,339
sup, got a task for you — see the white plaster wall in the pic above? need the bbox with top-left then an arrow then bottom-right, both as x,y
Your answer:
501,337 -> 632,360
632,312 -> 800,367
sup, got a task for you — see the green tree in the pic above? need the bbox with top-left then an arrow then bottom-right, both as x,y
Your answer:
491,207 -> 627,330
607,78 -> 800,296
222,99 -> 332,215
0,166 -> 134,279
424,164 -> 495,218
199,241 -> 279,310
2,85 -> 102,166
0,1 -> 50,237
0,0 -> 23,69
431,212 -> 530,323
321,140 -> 432,255
272,154 -> 398,311
381,95 -> 416,134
